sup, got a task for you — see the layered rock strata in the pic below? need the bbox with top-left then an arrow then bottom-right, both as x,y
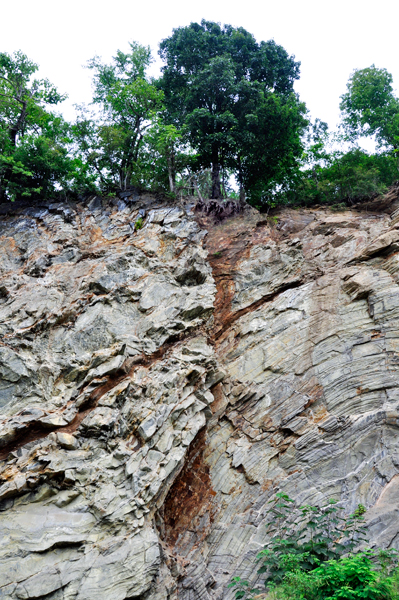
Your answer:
1,191 -> 399,599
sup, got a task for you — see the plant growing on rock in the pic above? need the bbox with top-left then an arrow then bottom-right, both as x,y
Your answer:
229,493 -> 397,600
134,216 -> 144,230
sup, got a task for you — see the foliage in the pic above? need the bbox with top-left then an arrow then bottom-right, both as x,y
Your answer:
72,42 -> 164,193
270,148 -> 398,208
134,216 -> 143,230
255,493 -> 367,584
229,494 -> 399,600
3,44 -> 399,208
0,50 -> 66,143
136,117 -> 195,194
263,552 -> 398,600
0,50 -> 81,202
158,20 -> 307,201
340,65 -> 399,151
231,88 -> 307,206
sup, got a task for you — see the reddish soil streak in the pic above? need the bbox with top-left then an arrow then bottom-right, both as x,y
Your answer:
158,207 -> 310,546
158,210 -> 281,547
195,209 -> 275,342
0,370 -> 128,461
162,427 -> 217,549
0,331 -> 200,462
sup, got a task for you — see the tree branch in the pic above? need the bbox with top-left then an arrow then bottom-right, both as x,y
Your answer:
0,90 -> 24,105
0,74 -> 23,101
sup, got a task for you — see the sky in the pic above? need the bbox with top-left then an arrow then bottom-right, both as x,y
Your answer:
1,0 -> 398,138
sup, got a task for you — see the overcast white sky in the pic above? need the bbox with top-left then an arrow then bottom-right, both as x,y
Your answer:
1,0 -> 398,136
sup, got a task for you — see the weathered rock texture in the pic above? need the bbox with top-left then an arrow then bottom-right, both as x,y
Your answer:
1,190 -> 399,599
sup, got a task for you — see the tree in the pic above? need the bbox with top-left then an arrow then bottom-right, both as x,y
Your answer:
158,20 -> 306,201
73,42 -> 164,192
340,65 -> 399,151
228,82 -> 307,205
0,51 -> 73,202
0,51 -> 65,148
137,118 -> 195,194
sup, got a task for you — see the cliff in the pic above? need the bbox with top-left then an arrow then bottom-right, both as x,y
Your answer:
1,189 -> 399,599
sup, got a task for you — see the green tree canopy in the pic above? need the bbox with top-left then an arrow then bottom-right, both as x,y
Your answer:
340,65 -> 399,151
158,20 -> 307,202
0,51 -> 76,202
0,51 -> 65,147
73,42 -> 165,192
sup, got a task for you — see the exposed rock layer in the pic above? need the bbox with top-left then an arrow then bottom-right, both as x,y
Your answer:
1,191 -> 399,599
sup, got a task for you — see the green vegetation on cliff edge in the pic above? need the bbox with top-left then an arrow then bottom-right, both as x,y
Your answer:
1,25 -> 398,208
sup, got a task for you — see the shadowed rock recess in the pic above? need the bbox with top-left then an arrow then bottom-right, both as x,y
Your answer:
1,191 -> 399,599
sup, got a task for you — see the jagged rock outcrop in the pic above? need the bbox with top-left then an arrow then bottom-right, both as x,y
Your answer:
1,191 -> 399,599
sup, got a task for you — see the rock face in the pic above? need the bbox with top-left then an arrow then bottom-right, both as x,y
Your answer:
1,191 -> 399,599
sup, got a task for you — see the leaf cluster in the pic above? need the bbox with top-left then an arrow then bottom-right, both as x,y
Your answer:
229,494 -> 399,600
266,550 -> 399,600
256,493 -> 368,584
340,65 -> 399,151
270,148 -> 398,209
0,51 -> 90,202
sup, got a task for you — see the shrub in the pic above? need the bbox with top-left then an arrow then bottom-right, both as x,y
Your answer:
229,494 -> 399,600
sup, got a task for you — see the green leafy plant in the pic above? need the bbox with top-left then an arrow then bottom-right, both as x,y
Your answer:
228,577 -> 260,600
229,494 -> 393,600
262,552 -> 398,600
0,51 -> 87,202
268,215 -> 279,224
72,42 -> 165,194
134,216 -> 144,230
256,493 -> 367,583
340,65 -> 399,152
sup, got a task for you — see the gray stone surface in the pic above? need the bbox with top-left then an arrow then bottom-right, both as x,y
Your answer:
1,195 -> 399,598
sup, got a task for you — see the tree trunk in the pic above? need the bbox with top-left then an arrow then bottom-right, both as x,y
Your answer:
9,100 -> 27,147
211,159 -> 221,199
0,179 -> 6,203
194,180 -> 203,202
238,158 -> 246,206
167,149 -> 176,194
239,183 -> 246,205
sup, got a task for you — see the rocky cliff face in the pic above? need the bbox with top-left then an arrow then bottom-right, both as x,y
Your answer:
1,190 -> 399,600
